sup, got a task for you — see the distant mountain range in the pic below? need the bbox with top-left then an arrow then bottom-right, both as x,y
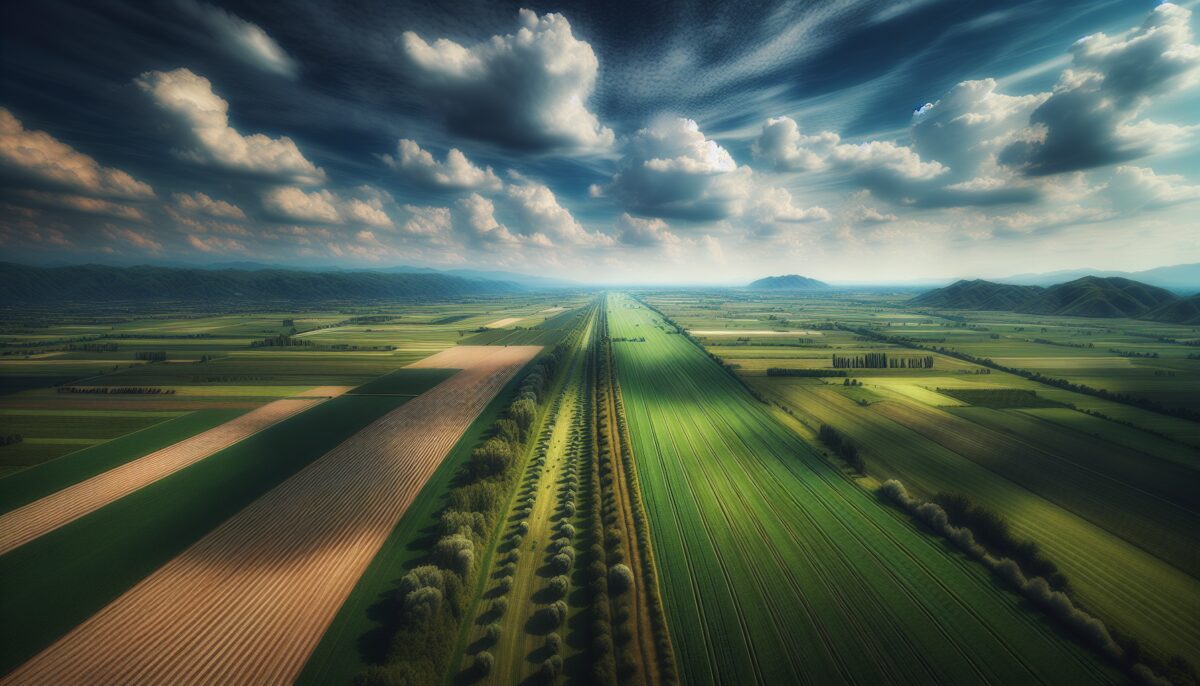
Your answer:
18,259 -> 580,290
0,263 -> 524,304
999,263 -> 1200,294
747,274 -> 830,290
912,276 -> 1200,324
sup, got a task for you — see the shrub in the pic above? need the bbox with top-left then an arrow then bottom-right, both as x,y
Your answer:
484,622 -> 501,645
545,632 -> 562,655
434,534 -> 475,577
608,564 -> 635,595
550,553 -> 573,574
401,587 -> 442,625
474,651 -> 494,676
546,575 -> 569,599
540,655 -> 563,680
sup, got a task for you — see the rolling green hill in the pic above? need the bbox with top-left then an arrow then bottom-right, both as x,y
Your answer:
1143,294 -> 1200,325
747,274 -> 829,290
0,263 -> 522,303
913,276 -> 1185,321
911,279 -> 1043,310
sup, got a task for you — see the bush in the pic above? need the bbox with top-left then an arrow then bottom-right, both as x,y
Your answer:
484,622 -> 501,644
401,586 -> 442,625
546,575 -> 569,599
474,651 -> 494,676
608,564 -> 635,595
434,534 -> 474,577
539,655 -> 563,680
550,553 -> 572,574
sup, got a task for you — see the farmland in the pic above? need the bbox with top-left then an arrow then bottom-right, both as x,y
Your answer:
608,293 -> 1116,685
644,289 -> 1200,675
0,287 -> 1194,686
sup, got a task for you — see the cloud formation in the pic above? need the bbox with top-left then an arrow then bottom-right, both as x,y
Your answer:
605,117 -> 752,221
261,185 -> 393,227
506,179 -> 612,246
1001,4 -> 1200,175
383,139 -> 501,191
615,212 -> 679,247
136,68 -> 324,184
178,0 -> 298,78
401,9 -> 613,152
172,191 -> 245,219
0,108 -> 154,199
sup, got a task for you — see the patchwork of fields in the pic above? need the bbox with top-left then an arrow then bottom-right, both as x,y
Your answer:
610,294 -> 1116,685
0,288 -> 1194,685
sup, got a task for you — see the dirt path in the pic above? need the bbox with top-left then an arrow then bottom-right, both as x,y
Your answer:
2,347 -> 539,685
0,386 -> 350,555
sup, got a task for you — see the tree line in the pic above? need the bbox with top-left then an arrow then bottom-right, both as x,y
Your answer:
767,368 -> 846,377
817,424 -> 864,473
57,386 -> 175,394
355,315 -> 579,686
250,334 -> 313,348
831,353 -> 934,369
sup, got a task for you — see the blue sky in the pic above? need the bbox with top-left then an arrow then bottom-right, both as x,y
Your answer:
1,0 -> 1198,283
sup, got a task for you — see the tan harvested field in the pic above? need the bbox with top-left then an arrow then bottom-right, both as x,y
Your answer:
483,316 -> 523,328
0,387 -> 350,556
3,346 -> 540,686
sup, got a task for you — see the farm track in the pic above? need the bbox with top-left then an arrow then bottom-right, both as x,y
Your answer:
595,304 -> 674,685
0,387 -> 350,555
2,347 -> 540,685
608,295 -> 1118,686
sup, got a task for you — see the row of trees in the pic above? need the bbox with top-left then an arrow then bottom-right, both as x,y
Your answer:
932,493 -> 1067,590
878,480 -> 1183,685
0,434 -> 23,447
354,317 -> 577,686
767,368 -> 846,377
817,424 -> 864,473
831,353 -> 934,369
57,386 -> 175,395
134,350 -> 167,362
596,307 -> 678,684
250,334 -> 313,348
67,342 -> 119,352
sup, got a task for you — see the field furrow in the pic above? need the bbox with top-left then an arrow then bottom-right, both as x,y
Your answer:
0,387 -> 350,555
2,347 -> 539,685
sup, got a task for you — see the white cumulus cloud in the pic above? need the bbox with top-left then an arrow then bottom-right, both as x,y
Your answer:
0,108 -> 154,199
606,117 -> 752,221
383,139 -> 501,191
401,9 -> 613,152
136,68 -> 324,184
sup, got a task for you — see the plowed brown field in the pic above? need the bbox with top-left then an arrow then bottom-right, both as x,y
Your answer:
2,346 -> 539,685
0,387 -> 351,556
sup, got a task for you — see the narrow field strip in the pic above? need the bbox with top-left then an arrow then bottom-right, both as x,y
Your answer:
484,317 -> 524,329
3,347 -> 539,685
0,387 -> 351,556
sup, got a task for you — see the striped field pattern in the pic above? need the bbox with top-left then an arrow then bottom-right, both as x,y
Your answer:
2,346 -> 539,685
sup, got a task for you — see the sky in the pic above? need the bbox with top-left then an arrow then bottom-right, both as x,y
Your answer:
1,0 -> 1198,284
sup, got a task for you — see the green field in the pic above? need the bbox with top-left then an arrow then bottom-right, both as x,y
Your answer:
609,294 -> 1115,685
646,289 -> 1200,671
